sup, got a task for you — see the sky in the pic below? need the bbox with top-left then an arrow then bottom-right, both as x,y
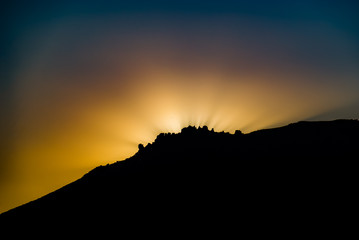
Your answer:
1,0 -> 358,212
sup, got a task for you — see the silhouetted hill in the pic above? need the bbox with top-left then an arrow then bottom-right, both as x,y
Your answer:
1,120 -> 358,235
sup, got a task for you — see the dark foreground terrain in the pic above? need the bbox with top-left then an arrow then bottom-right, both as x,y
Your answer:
1,120 -> 358,234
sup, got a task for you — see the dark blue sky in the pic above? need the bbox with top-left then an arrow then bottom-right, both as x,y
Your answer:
3,0 -> 359,77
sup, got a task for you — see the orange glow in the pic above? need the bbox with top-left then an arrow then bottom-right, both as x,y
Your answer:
2,62 -> 356,212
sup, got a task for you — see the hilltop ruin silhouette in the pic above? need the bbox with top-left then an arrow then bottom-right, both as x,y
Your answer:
1,119 -> 358,234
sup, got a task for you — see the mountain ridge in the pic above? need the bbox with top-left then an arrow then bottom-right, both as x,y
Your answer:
1,119 -> 358,233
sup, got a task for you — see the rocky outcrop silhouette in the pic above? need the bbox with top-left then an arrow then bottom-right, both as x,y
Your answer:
1,119 -> 358,234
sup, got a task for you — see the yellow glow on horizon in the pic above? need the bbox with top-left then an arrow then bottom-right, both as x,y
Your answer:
2,66 -> 356,213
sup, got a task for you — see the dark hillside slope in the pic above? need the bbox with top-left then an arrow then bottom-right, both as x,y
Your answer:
1,120 -> 358,232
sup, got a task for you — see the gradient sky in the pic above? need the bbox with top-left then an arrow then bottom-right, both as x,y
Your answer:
1,0 -> 358,212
